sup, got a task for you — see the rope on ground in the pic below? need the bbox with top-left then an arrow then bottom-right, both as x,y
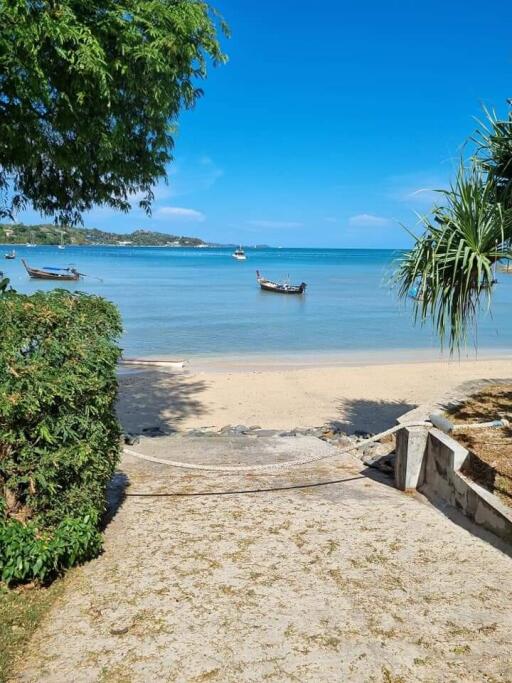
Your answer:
123,421 -> 432,473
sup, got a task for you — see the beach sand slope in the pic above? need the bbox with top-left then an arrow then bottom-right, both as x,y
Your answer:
118,357 -> 512,434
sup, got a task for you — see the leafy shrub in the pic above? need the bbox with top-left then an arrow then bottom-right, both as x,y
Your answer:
0,289 -> 122,584
0,512 -> 102,584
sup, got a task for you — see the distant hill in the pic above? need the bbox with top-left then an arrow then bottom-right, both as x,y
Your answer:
0,223 -> 208,247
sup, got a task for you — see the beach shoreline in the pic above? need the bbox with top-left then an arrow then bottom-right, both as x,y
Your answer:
121,346 -> 512,373
117,353 -> 512,435
187,347 -> 512,372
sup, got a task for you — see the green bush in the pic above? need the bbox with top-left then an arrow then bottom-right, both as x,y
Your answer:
0,289 -> 122,584
0,512 -> 102,584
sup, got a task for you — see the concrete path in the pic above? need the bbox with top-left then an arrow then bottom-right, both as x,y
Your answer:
13,435 -> 512,682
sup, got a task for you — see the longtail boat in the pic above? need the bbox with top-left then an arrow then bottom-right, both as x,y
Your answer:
256,270 -> 306,294
22,259 -> 80,281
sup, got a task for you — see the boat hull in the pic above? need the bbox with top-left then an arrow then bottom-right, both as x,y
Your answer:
256,271 -> 306,294
21,259 -> 80,281
258,281 -> 306,294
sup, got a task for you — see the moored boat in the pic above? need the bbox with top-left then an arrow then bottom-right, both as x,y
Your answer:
119,358 -> 187,369
256,270 -> 306,294
4,249 -> 15,260
232,246 -> 247,260
22,259 -> 81,281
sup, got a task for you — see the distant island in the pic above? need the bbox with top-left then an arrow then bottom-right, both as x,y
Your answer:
0,223 -> 209,247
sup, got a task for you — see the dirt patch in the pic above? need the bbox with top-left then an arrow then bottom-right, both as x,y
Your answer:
446,384 -> 512,425
446,385 -> 512,508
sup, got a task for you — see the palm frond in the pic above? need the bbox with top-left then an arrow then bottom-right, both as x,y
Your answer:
393,162 -> 512,352
475,105 -> 512,206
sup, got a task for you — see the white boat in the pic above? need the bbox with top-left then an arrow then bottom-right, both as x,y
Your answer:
58,231 -> 65,249
119,358 -> 187,369
232,246 -> 247,261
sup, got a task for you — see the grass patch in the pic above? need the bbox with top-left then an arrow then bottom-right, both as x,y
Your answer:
0,579 -> 64,681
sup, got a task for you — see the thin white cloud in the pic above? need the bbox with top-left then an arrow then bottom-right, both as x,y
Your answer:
167,156 -> 223,197
156,206 -> 205,222
348,213 -> 393,227
129,183 -> 172,207
385,172 -> 448,206
247,220 -> 303,229
403,187 -> 443,205
324,216 -> 338,223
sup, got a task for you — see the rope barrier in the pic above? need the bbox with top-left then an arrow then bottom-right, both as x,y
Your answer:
123,421 -> 432,473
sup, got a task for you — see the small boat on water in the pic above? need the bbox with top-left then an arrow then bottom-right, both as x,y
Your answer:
256,270 -> 306,294
4,249 -> 15,260
119,358 -> 187,369
22,259 -> 81,281
232,246 -> 247,261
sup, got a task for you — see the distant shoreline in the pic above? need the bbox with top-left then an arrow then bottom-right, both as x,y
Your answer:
0,242 -> 222,248
1,242 -> 405,251
0,222 -> 213,248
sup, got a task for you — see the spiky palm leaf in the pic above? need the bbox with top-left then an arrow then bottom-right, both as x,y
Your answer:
394,163 -> 512,351
475,104 -> 512,205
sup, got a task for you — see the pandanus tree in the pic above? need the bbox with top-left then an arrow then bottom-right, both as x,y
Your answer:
394,104 -> 512,351
478,103 -> 512,206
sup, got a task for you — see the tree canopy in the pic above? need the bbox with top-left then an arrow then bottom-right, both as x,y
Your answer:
0,0 -> 227,224
394,102 -> 512,351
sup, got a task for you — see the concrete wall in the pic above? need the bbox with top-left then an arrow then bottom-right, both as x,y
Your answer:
395,425 -> 512,545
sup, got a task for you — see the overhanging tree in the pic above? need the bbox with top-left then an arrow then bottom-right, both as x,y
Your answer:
0,0 -> 227,224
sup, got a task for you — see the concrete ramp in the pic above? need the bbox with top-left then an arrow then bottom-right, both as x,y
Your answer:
15,434 -> 512,682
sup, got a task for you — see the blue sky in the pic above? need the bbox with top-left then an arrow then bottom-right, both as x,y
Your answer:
20,0 -> 512,247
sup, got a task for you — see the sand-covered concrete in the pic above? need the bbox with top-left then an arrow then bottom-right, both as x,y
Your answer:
13,435 -> 512,682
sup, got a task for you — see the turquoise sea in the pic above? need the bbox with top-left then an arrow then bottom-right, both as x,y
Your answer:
2,245 -> 511,358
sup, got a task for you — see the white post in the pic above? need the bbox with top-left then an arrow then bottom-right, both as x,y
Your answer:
395,425 -> 429,491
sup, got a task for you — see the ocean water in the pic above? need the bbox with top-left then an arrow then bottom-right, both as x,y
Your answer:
2,245 -> 511,358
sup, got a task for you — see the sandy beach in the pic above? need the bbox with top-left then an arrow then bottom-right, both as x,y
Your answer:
118,353 -> 512,434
